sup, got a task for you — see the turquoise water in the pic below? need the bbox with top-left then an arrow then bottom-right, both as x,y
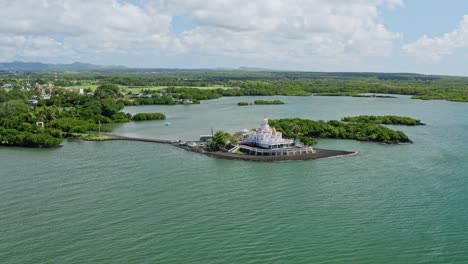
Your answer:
1,95 -> 468,263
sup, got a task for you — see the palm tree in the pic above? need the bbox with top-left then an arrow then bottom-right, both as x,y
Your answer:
208,130 -> 229,151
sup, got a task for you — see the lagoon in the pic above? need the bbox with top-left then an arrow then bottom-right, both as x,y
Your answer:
1,95 -> 468,263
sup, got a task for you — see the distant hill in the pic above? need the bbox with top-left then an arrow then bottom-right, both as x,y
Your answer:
0,61 -> 462,81
0,61 -> 126,71
237,66 -> 275,71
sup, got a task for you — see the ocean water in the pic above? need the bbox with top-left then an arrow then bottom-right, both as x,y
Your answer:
1,95 -> 467,263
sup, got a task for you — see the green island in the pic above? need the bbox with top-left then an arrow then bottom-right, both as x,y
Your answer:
187,115 -> 419,155
0,84 -> 165,147
353,94 -> 397,98
268,118 -> 412,144
341,115 -> 425,126
254,99 -> 285,105
132,113 -> 166,121
171,114 -> 422,161
315,92 -> 397,98
175,119 -> 356,162
238,100 -> 285,105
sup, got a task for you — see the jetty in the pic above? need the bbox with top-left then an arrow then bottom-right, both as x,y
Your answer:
107,135 -> 177,144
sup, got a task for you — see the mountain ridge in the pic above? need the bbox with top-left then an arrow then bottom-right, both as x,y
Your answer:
0,61 -> 126,71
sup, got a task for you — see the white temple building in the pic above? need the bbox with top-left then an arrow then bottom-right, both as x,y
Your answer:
246,119 -> 294,149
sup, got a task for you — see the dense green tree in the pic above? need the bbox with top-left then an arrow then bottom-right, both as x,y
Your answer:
132,113 -> 166,121
208,131 -> 230,151
0,100 -> 30,121
94,84 -> 121,99
269,118 -> 412,144
299,136 -> 317,146
254,99 -> 285,105
34,106 -> 62,122
100,99 -> 124,118
342,115 -> 425,126
49,118 -> 108,133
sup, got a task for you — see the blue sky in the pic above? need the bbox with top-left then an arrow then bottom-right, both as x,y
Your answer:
1,0 -> 468,75
381,0 -> 466,40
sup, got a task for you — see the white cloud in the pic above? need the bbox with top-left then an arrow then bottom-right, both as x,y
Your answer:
376,0 -> 404,9
402,15 -> 468,61
0,35 -> 67,61
0,0 -> 174,61
158,0 -> 401,59
0,0 -> 401,64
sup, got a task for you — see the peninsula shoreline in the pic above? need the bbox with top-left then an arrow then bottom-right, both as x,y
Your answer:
176,145 -> 357,162
92,135 -> 357,162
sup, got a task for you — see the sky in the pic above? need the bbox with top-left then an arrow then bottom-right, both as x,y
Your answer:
1,0 -> 467,75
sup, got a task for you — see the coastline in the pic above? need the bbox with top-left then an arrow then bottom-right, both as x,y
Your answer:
176,145 -> 357,162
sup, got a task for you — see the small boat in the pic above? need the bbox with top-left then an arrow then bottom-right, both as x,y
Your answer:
165,122 -> 171,126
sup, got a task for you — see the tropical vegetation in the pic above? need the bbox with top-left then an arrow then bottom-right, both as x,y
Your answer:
208,130 -> 238,151
133,113 -> 166,121
269,118 -> 413,144
0,85 -> 165,147
342,115 -> 425,126
254,99 -> 285,105
3,70 -> 468,103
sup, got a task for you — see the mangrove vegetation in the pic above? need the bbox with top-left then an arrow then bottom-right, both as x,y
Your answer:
269,118 -> 413,144
342,115 -> 425,126
133,113 -> 166,121
254,99 -> 285,105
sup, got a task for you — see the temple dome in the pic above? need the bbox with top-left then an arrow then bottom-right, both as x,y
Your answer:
246,119 -> 294,149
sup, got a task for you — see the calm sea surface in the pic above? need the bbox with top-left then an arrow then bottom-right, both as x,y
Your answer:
1,96 -> 467,263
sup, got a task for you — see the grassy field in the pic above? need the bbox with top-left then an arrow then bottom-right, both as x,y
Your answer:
74,133 -> 120,141
124,86 -> 233,91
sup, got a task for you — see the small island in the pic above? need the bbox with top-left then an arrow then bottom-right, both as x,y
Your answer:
341,115 -> 425,126
173,115 -> 421,161
254,99 -> 285,105
237,100 -> 285,106
269,117 -> 413,144
132,113 -> 166,121
353,94 -> 397,98
176,118 -> 356,161
314,93 -> 397,98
